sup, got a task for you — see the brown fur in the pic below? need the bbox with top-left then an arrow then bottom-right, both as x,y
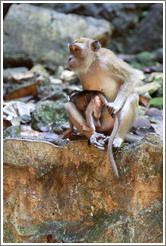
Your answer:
69,90 -> 107,131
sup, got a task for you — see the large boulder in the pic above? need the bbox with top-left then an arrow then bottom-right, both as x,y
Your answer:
33,3 -> 151,36
3,134 -> 163,243
125,3 -> 163,54
28,3 -> 163,54
3,4 -> 113,71
33,3 -> 162,54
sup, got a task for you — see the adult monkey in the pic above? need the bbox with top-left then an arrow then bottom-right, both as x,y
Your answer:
65,37 -> 139,151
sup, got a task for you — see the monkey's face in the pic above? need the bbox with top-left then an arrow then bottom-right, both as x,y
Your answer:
67,38 -> 101,74
67,43 -> 87,71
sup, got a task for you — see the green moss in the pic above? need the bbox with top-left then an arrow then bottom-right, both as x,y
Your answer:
124,166 -> 130,172
31,100 -> 68,131
130,62 -> 146,70
149,97 -> 163,108
16,222 -> 49,237
3,221 -> 16,243
3,126 -> 20,139
17,225 -> 25,236
141,10 -> 149,17
127,51 -> 160,70
3,214 -> 16,243
37,84 -> 67,101
87,210 -> 128,243
59,221 -> 68,228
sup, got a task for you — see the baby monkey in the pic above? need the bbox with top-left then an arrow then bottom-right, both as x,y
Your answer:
70,90 -> 107,132
64,90 -> 119,178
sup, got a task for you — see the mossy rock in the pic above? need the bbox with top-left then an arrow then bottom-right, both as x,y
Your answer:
148,72 -> 163,97
3,67 -> 28,82
31,100 -> 68,132
3,126 -> 21,139
4,67 -> 51,100
135,51 -> 156,63
128,51 -> 160,70
37,84 -> 67,102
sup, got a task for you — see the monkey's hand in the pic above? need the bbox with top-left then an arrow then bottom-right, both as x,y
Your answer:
89,132 -> 108,150
106,102 -> 120,118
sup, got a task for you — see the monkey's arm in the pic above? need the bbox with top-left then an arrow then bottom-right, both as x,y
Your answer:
107,75 -> 135,116
107,59 -> 137,116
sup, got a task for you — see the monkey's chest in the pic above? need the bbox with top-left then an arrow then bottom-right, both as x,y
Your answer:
81,73 -> 121,101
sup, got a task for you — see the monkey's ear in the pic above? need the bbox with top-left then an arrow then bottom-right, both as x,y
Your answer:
90,40 -> 101,52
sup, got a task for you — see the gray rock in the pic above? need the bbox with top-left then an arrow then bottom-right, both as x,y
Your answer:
145,107 -> 163,122
31,3 -> 162,55
3,67 -> 28,82
133,116 -> 151,129
125,3 -> 163,53
4,68 -> 48,100
33,3 -> 150,35
4,4 -> 113,71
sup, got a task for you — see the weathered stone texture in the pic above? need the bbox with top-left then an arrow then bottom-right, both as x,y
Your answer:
3,134 -> 163,243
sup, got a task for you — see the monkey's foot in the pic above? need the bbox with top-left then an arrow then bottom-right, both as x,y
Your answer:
113,136 -> 123,148
90,132 -> 107,150
61,128 -> 74,138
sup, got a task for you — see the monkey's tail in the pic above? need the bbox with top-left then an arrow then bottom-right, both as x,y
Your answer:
107,115 -> 119,178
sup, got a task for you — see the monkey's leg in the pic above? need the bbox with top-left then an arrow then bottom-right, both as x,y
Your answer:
94,119 -> 101,128
92,96 -> 102,119
85,98 -> 97,131
65,102 -> 95,138
113,93 -> 139,147
85,96 -> 104,129
66,102 -> 107,149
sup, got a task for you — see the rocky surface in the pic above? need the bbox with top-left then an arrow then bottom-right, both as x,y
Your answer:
3,4 -> 113,71
3,3 -> 163,243
31,100 -> 68,133
33,3 -> 163,55
121,50 -> 163,70
3,134 -> 163,243
33,3 -> 150,37
3,3 -> 163,56
125,3 -> 163,54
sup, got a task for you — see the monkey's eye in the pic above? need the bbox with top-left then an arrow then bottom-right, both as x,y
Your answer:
73,47 -> 81,54
71,45 -> 81,54
74,47 -> 80,52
